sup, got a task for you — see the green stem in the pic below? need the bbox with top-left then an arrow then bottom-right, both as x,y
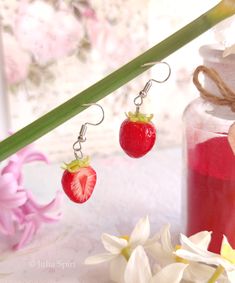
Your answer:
207,265 -> 225,283
0,2 -> 234,161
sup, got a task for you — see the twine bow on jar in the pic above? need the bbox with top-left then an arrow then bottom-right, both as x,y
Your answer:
193,65 -> 235,154
193,65 -> 235,112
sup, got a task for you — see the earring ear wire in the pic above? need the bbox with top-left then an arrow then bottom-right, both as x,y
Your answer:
73,103 -> 105,160
134,62 -> 171,113
141,61 -> 171,82
82,103 -> 105,126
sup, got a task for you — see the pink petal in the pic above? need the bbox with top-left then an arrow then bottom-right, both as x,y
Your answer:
23,191 -> 44,210
1,161 -> 22,184
13,208 -> 26,224
39,212 -> 62,223
14,144 -> 47,163
2,146 -> 48,186
25,212 -> 60,226
13,144 -> 35,160
42,191 -> 63,212
0,143 -> 62,250
20,198 -> 35,215
17,190 -> 62,231
26,191 -> 63,213
13,222 -> 36,250
21,151 -> 48,164
22,214 -> 42,232
0,191 -> 27,209
0,173 -> 18,196
0,210 -> 15,235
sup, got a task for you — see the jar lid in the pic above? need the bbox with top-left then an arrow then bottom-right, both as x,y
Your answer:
199,44 -> 235,65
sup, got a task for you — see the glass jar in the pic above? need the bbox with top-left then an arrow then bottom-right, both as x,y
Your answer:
183,45 -> 235,253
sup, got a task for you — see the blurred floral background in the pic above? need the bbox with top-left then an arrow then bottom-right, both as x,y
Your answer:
0,0 -> 232,161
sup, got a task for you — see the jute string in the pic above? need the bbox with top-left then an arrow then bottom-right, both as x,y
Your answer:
193,65 -> 235,112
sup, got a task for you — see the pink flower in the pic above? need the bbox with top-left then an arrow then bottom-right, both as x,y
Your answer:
0,144 -> 62,250
0,173 -> 27,235
2,32 -> 31,85
14,0 -> 84,65
2,145 -> 48,185
13,190 -> 62,250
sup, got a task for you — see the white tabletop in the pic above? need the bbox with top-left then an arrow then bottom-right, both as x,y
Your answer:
0,147 -> 182,283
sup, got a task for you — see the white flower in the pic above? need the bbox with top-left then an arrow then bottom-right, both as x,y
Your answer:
175,234 -> 235,282
85,216 -> 158,283
150,225 -> 216,282
124,245 -> 186,283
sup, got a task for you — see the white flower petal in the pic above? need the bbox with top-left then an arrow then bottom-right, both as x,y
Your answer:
175,249 -> 232,270
226,269 -> 235,282
180,234 -> 235,271
84,253 -> 116,265
188,231 -> 212,250
151,263 -> 187,283
221,235 -> 234,255
145,232 -> 160,248
124,246 -> 152,283
222,235 -> 231,246
180,234 -> 215,257
160,224 -> 173,253
109,255 -> 127,283
148,242 -> 174,266
102,233 -> 128,254
183,262 -> 217,282
220,235 -> 235,269
129,216 -> 150,247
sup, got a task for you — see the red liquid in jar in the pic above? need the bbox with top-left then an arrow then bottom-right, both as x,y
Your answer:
187,136 -> 235,253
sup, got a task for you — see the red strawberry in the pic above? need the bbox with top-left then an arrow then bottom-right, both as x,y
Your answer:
119,112 -> 156,158
61,157 -> 96,203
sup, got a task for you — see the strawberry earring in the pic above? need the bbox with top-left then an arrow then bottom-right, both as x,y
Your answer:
61,103 -> 104,203
119,62 -> 171,158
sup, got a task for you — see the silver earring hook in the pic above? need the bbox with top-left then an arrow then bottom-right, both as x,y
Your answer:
73,103 -> 105,160
83,103 -> 105,126
134,61 -> 171,112
141,61 -> 171,83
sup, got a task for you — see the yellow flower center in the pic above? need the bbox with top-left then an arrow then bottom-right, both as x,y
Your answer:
174,245 -> 189,264
120,235 -> 131,261
121,246 -> 131,261
221,243 -> 235,264
120,235 -> 130,241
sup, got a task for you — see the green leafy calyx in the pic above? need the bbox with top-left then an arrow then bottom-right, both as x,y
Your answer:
62,156 -> 90,173
126,111 -> 154,123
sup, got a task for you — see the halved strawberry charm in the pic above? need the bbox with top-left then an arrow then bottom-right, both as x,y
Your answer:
119,112 -> 156,158
61,157 -> 96,203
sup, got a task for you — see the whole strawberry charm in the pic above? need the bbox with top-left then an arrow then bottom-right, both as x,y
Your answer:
61,157 -> 97,203
119,112 -> 156,158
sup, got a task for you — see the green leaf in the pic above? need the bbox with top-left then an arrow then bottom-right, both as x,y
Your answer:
0,1 -> 234,161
